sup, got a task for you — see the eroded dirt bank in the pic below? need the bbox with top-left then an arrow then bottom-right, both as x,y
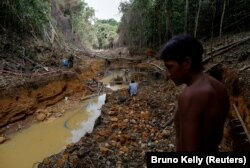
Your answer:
0,58 -> 105,137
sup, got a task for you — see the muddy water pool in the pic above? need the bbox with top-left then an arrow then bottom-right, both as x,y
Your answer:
0,94 -> 106,168
0,70 -> 129,168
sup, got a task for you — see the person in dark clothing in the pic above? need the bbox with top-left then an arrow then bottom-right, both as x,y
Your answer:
67,55 -> 74,68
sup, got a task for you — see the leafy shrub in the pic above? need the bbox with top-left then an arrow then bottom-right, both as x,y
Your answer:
0,0 -> 50,36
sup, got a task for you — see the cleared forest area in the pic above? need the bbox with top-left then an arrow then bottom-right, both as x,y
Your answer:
0,0 -> 249,167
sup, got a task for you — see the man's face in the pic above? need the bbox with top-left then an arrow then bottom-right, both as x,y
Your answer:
164,60 -> 186,86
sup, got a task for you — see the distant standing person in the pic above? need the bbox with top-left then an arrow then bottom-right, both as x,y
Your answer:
128,80 -> 138,96
160,34 -> 229,152
68,55 -> 74,68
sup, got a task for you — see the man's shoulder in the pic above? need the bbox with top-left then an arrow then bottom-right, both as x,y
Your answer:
180,85 -> 213,106
208,75 -> 228,92
181,85 -> 211,97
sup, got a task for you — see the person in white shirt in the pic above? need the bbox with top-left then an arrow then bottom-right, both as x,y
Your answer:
128,80 -> 138,96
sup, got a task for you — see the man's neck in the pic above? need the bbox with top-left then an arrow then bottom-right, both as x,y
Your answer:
185,71 -> 204,86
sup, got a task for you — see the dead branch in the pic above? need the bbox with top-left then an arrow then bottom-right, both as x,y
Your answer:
239,65 -> 250,72
203,36 -> 250,63
148,63 -> 165,71
98,84 -> 103,95
84,84 -> 95,92
80,94 -> 98,101
20,47 -> 49,71
233,104 -> 250,143
0,69 -> 74,77
204,60 -> 224,72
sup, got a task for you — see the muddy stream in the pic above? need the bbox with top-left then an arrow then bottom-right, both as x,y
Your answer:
0,70 -> 129,168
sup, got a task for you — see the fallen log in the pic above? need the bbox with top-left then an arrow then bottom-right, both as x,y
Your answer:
80,94 -> 98,101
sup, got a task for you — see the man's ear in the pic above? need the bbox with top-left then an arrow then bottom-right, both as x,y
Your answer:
182,57 -> 191,69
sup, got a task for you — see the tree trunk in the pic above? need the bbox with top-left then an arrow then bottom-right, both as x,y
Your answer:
194,0 -> 202,37
140,12 -> 143,49
165,0 -> 173,40
184,0 -> 189,33
219,0 -> 226,39
158,15 -> 162,46
209,0 -> 216,58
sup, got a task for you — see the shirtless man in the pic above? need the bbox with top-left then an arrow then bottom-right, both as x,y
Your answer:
160,35 -> 229,152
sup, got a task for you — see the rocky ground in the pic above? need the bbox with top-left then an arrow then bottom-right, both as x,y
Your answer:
37,78 -> 234,168
37,33 -> 250,167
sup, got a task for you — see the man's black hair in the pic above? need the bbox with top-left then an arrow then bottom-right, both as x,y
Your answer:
160,34 -> 204,71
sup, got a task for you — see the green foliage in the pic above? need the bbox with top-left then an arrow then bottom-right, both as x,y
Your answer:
118,0 -> 250,50
69,1 -> 95,47
118,0 -> 155,50
0,0 -> 50,36
1,0 -> 249,50
98,19 -> 119,26
94,19 -> 119,49
171,0 -> 185,34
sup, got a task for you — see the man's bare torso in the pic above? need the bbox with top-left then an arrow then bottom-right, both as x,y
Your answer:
175,73 -> 229,151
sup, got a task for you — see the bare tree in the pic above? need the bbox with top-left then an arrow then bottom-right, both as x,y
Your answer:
165,0 -> 173,40
184,0 -> 189,33
219,0 -> 227,39
194,0 -> 202,37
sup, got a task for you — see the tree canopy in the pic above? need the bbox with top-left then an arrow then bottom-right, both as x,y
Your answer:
0,0 -> 50,36
1,0 -> 249,50
118,0 -> 250,50
93,19 -> 119,49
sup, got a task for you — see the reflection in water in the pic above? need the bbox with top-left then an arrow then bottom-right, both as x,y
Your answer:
106,84 -> 128,91
0,94 -> 106,168
70,94 -> 106,143
101,70 -> 129,91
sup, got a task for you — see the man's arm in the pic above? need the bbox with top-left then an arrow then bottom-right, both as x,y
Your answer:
178,89 -> 211,152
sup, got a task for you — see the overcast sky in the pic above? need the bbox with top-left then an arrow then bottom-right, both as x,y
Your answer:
84,0 -> 127,21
